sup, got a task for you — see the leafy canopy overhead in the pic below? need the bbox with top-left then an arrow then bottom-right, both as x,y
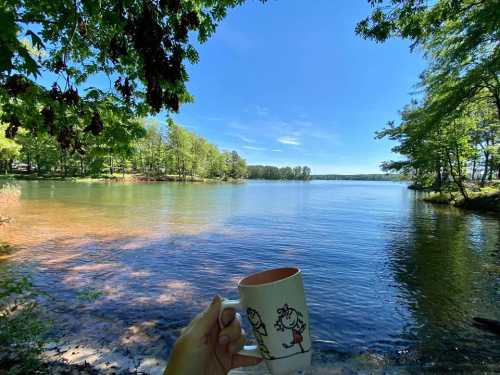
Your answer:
0,0 -> 261,151
357,0 -> 499,121
366,0 -> 500,194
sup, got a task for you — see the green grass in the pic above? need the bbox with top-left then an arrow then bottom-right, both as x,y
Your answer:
423,188 -> 500,212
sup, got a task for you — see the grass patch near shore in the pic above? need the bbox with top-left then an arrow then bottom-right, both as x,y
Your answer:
423,189 -> 500,212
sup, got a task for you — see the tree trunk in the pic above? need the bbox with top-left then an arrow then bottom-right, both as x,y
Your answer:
27,151 -> 32,173
80,157 -> 84,176
481,151 -> 489,187
493,90 -> 500,123
109,155 -> 114,175
434,161 -> 443,192
446,149 -> 468,200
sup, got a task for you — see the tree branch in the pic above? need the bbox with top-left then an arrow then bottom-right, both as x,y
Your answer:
63,0 -> 79,65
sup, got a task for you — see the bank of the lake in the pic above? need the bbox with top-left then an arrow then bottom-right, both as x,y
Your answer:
0,173 -> 245,184
420,184 -> 500,213
0,180 -> 499,374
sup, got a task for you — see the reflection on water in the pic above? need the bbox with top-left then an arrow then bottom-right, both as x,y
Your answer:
388,199 -> 500,372
0,180 -> 499,373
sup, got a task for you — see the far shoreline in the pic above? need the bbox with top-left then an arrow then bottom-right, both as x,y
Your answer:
0,173 -> 404,184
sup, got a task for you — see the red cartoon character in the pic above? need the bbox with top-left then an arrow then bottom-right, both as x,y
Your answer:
274,303 -> 307,353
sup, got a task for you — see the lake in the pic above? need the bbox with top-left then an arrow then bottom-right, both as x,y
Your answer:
1,180 -> 499,374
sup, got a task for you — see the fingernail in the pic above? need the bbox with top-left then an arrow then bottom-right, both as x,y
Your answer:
211,295 -> 220,305
218,335 -> 229,344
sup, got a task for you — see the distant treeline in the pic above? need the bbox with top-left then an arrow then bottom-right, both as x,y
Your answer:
312,174 -> 403,181
247,165 -> 311,180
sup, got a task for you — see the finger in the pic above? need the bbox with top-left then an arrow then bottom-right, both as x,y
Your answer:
218,317 -> 242,344
228,334 -> 246,353
231,354 -> 263,369
221,308 -> 235,327
193,295 -> 221,332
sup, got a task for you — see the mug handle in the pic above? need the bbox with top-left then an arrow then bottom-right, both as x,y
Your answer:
219,299 -> 262,358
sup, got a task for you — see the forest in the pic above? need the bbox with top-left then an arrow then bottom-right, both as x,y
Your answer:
247,165 -> 311,180
357,0 -> 499,203
312,174 -> 401,181
0,118 -> 247,180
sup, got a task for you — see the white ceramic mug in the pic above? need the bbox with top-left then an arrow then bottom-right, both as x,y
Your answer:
219,267 -> 311,375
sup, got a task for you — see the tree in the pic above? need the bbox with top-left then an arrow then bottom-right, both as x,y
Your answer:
0,122 -> 20,173
358,0 -> 500,120
206,143 -> 226,178
166,119 -> 192,179
247,165 -> 313,180
363,0 -> 499,196
362,0 -> 500,119
359,0 -> 499,122
301,166 -> 311,180
4,116 -> 244,180
191,136 -> 208,177
0,0 -> 264,150
15,129 -> 59,175
293,166 -> 302,179
377,96 -> 497,199
223,150 -> 246,179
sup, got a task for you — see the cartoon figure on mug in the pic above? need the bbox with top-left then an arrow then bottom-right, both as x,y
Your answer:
274,303 -> 307,353
246,307 -> 272,359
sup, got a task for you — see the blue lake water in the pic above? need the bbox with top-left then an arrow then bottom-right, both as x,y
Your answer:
1,180 -> 499,373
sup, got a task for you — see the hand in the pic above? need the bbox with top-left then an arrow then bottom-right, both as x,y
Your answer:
164,296 -> 262,375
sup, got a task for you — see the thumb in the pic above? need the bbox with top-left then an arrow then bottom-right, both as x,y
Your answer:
193,295 -> 222,333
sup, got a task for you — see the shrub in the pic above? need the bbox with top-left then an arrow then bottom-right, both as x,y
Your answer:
0,273 -> 48,374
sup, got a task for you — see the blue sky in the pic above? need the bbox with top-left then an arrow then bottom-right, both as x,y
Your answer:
165,0 -> 426,174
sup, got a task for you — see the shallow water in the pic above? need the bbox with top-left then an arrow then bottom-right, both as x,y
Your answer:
1,180 -> 499,373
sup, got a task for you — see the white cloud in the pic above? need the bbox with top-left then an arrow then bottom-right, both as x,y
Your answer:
277,136 -> 300,146
243,145 -> 266,151
271,149 -> 282,152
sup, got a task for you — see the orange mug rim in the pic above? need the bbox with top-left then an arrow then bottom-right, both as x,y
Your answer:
239,267 -> 300,288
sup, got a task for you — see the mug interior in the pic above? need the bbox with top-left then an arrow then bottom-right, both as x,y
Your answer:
240,267 -> 299,287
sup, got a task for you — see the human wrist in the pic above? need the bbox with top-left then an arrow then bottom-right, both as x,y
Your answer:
165,335 -> 204,375
165,337 -> 190,374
